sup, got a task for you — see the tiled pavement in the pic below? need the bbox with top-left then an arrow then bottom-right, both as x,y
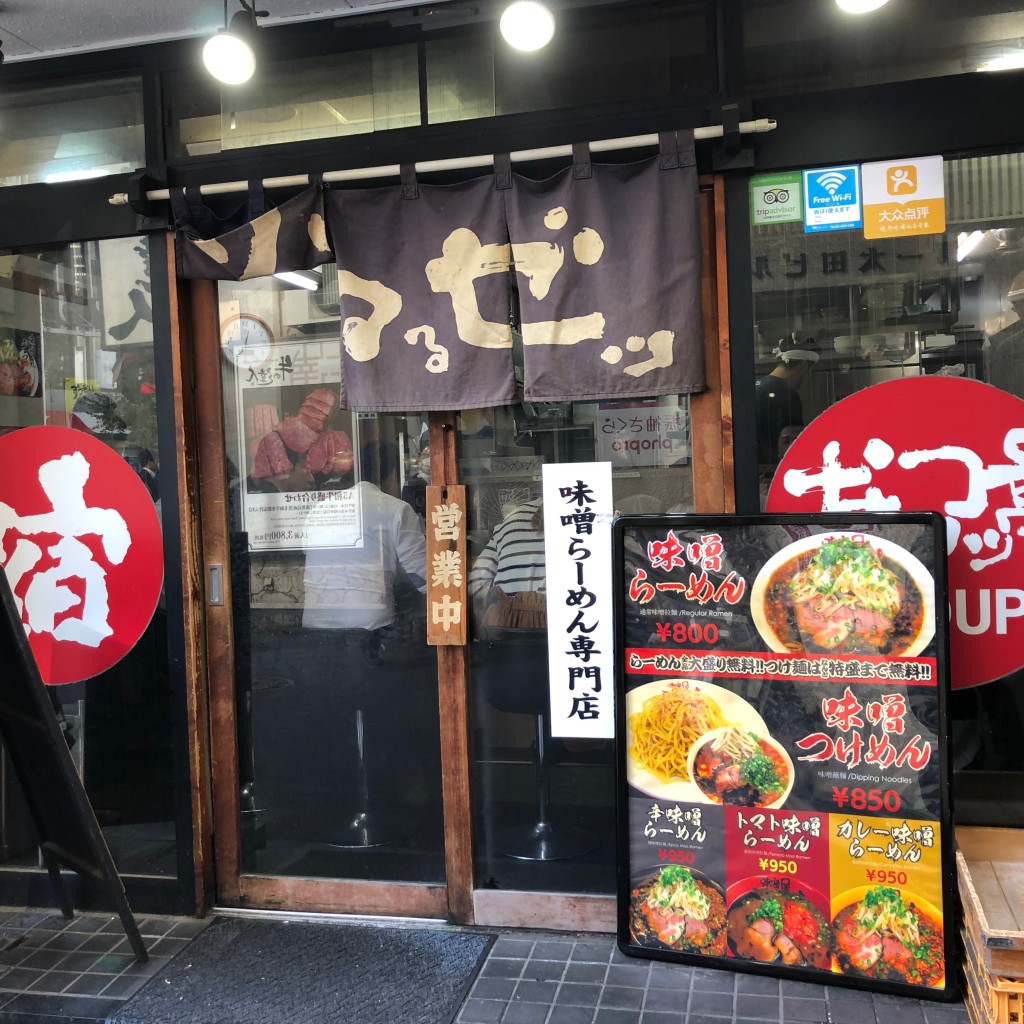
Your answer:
0,909 -> 973,1024
457,934 -> 971,1024
0,907 -> 208,1023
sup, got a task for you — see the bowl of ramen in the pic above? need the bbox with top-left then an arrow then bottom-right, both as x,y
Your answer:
687,726 -> 794,809
831,885 -> 945,988
750,533 -> 935,658
625,679 -> 768,801
726,883 -> 831,969
630,865 -> 727,956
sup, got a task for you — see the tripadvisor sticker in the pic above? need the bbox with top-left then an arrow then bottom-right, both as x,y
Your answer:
751,172 -> 803,225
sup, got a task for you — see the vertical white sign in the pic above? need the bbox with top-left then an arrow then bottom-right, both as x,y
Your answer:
542,462 -> 615,739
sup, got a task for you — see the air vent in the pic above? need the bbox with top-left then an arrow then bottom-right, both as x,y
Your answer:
311,269 -> 339,318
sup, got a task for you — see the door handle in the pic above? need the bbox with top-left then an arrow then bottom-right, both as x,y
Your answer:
208,563 -> 224,606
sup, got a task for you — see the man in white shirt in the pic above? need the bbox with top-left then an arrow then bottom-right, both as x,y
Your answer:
302,442 -> 426,640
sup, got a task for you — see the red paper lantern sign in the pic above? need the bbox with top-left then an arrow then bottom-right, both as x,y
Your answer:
0,426 -> 163,685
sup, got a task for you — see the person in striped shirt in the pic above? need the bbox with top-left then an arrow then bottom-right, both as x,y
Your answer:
469,498 -> 548,629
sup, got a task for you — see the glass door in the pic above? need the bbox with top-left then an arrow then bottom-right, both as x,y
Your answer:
200,273 -> 448,915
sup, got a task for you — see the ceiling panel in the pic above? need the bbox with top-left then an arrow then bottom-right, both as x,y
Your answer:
0,0 -> 448,63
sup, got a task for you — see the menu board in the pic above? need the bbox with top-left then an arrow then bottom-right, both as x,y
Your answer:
613,513 -> 956,1001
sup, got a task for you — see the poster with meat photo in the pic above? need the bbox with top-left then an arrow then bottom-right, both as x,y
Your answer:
0,329 -> 43,429
237,340 -> 361,552
612,513 -> 957,1002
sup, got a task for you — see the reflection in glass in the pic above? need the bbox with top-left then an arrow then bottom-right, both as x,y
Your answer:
0,238 -> 175,877
0,78 -> 144,187
748,150 -> 1024,816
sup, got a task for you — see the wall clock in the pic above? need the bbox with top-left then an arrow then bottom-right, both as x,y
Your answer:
220,313 -> 273,368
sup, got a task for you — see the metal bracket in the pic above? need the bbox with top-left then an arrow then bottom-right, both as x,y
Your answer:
711,98 -> 756,171
126,168 -> 164,217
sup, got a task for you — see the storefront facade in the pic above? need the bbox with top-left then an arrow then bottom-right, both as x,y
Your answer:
0,0 -> 1020,927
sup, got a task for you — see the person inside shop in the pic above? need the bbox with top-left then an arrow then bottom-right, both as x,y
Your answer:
754,335 -> 819,471
401,435 -> 431,520
295,440 -> 433,844
988,269 -> 1024,400
302,439 -> 427,648
468,494 -> 610,789
468,495 -> 547,631
136,448 -> 159,502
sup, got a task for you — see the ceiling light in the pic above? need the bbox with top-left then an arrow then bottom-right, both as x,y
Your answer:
835,0 -> 890,12
957,230 -> 987,263
203,1 -> 267,86
45,168 -> 111,184
275,270 -> 321,290
500,1 -> 555,52
978,51 -> 1024,72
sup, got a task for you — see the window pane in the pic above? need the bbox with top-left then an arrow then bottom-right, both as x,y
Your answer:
744,0 -> 1024,97
174,47 -> 419,157
426,36 -> 496,125
426,4 -> 711,125
493,14 -> 693,117
465,398 -> 693,893
749,150 -> 1024,820
0,77 -> 144,186
0,237 -> 176,876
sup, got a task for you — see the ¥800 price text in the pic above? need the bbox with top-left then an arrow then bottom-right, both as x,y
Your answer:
654,621 -> 720,645
831,787 -> 901,813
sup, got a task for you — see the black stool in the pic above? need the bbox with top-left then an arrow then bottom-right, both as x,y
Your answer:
477,627 -> 598,861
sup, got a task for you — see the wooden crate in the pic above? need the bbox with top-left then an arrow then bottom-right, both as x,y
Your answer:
958,827 -> 1024,980
963,925 -> 1024,1024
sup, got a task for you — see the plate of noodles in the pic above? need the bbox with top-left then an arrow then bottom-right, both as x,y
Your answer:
686,725 -> 794,809
749,533 -> 935,658
625,678 -> 768,801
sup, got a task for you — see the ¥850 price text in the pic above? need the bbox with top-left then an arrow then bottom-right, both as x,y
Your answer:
831,787 -> 901,813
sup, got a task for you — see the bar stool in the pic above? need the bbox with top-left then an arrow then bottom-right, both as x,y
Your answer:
477,627 -> 598,861
323,630 -> 414,849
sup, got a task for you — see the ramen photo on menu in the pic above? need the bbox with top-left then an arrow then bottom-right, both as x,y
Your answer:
750,533 -> 935,658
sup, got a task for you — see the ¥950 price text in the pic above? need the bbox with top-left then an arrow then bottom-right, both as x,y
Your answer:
657,849 -> 695,865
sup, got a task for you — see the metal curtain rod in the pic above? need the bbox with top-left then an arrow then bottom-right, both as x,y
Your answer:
108,119 -> 776,207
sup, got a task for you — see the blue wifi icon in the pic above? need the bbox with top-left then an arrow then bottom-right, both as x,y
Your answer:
816,170 -> 848,195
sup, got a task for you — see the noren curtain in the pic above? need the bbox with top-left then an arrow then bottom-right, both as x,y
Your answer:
172,131 -> 704,409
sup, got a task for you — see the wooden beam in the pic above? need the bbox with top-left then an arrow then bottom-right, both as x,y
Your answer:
429,411 -> 475,924
164,234 -> 215,915
472,890 -> 616,932
239,874 -> 448,919
691,179 -> 732,514
190,276 -> 243,904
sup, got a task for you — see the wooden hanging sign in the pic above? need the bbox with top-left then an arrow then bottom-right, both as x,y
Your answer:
426,484 -> 467,646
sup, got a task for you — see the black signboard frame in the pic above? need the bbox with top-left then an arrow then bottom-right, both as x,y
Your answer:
0,568 -> 147,963
613,512 -> 955,1002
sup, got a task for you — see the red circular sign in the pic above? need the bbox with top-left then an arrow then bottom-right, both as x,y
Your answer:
0,426 -> 163,685
767,376 -> 1024,689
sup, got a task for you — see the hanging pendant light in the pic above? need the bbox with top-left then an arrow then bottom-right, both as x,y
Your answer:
835,0 -> 890,12
203,0 -> 268,85
500,1 -> 556,52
